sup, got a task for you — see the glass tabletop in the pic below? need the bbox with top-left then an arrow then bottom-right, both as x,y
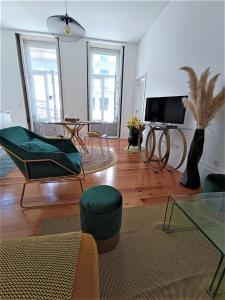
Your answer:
47,121 -> 101,126
171,192 -> 225,255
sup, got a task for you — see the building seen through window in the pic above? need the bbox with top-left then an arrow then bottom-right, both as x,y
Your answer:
23,41 -> 62,128
89,45 -> 122,137
91,54 -> 116,122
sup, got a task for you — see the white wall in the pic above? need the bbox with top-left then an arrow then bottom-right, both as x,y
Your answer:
59,39 -> 87,121
0,29 -> 88,127
136,0 -> 225,179
1,29 -> 27,127
0,28 -> 137,138
121,43 -> 137,138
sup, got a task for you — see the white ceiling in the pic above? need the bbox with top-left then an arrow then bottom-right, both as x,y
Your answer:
1,1 -> 168,43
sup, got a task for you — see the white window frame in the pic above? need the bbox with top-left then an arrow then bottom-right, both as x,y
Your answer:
20,35 -> 63,130
88,43 -> 123,138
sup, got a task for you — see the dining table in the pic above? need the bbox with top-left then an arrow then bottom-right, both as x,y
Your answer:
47,120 -> 100,153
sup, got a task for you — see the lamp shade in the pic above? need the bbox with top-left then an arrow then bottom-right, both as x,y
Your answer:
47,15 -> 86,42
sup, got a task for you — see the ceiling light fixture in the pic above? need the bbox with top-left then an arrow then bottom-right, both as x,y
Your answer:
47,0 -> 85,42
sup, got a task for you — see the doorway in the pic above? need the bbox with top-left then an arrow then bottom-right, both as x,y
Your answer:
135,75 -> 146,121
88,45 -> 123,137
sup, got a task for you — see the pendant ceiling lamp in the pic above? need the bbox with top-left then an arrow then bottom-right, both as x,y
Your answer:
47,0 -> 85,42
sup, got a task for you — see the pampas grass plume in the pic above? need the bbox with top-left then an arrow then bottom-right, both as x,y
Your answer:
180,66 -> 225,128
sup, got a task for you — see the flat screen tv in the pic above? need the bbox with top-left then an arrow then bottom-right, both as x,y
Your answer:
144,96 -> 187,124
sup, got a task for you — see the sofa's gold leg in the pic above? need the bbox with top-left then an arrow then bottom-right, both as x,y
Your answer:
20,182 -> 28,208
79,178 -> 84,192
20,178 -> 83,209
81,161 -> 85,178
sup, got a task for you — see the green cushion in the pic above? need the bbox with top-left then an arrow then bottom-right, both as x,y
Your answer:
80,185 -> 122,240
67,153 -> 81,169
21,138 -> 61,153
80,185 -> 122,214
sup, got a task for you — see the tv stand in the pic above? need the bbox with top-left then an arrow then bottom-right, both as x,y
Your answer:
165,124 -> 178,129
149,122 -> 179,129
138,124 -> 187,172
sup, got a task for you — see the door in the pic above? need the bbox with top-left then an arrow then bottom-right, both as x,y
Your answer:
136,75 -> 146,121
88,47 -> 122,137
21,39 -> 63,133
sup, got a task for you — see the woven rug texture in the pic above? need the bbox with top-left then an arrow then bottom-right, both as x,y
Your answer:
124,146 -> 144,153
82,147 -> 117,174
0,155 -> 15,179
38,205 -> 225,299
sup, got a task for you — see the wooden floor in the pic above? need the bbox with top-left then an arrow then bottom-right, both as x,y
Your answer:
0,139 -> 198,240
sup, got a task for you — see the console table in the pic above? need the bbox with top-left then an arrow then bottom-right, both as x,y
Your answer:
138,124 -> 188,172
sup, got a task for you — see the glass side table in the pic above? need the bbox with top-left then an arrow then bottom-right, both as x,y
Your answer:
163,192 -> 225,298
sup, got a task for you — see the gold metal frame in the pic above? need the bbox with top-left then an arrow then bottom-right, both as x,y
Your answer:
158,128 -> 187,170
1,145 -> 84,209
144,125 -> 187,172
145,127 -> 156,162
145,126 -> 170,172
63,123 -> 89,153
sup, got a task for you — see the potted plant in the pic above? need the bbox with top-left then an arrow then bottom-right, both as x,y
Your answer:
127,116 -> 144,149
180,66 -> 225,189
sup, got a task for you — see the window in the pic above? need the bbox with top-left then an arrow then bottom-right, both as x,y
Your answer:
100,55 -> 108,63
92,53 -> 116,76
103,98 -> 109,111
21,38 -> 63,132
100,69 -> 109,75
93,97 -> 95,110
88,43 -> 123,137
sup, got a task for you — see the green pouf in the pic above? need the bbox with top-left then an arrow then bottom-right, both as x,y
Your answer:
80,185 -> 122,253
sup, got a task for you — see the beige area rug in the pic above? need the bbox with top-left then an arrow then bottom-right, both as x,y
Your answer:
82,147 -> 117,174
38,205 -> 225,299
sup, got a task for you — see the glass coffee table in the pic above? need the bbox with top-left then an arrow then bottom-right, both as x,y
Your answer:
163,192 -> 225,298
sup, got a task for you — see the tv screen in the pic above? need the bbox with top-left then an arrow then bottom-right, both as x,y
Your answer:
144,96 -> 186,124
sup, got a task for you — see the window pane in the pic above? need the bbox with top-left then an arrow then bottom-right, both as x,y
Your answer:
23,40 -> 62,126
92,78 -> 102,120
103,77 -> 115,122
92,54 -> 116,76
103,98 -> 109,110
33,75 -> 45,101
30,47 -> 57,72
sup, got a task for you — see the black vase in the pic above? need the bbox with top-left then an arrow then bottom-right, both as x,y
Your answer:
128,130 -> 143,148
180,129 -> 205,189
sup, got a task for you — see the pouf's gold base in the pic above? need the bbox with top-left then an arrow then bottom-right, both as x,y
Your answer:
96,233 -> 120,254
